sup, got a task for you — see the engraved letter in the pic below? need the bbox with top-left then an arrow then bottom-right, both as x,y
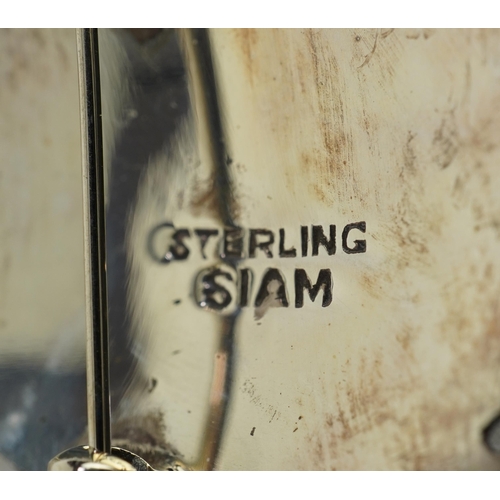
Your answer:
254,268 -> 289,308
312,225 -> 336,256
194,229 -> 219,259
279,228 -> 297,258
239,268 -> 253,307
169,229 -> 191,260
195,267 -> 233,311
147,222 -> 190,263
222,228 -> 244,259
342,221 -> 366,254
294,268 -> 333,308
301,226 -> 308,257
249,229 -> 275,258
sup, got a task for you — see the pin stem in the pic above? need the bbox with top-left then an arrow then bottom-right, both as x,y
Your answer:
76,28 -> 111,454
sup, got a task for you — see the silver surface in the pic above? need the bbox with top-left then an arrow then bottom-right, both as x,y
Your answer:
98,28 -> 500,470
0,29 -> 86,470
2,28 -> 500,470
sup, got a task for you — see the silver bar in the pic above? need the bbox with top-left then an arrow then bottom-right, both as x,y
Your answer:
76,28 -> 111,454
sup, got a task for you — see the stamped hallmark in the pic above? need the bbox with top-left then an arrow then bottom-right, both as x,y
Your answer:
147,222 -> 366,312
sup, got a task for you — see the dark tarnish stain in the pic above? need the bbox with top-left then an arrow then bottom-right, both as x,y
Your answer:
190,167 -> 240,221
190,175 -> 219,218
395,325 -> 411,352
293,29 -> 500,471
233,29 -> 258,84
301,347 -> 422,469
302,289 -> 500,470
113,411 -> 167,447
311,176 -> 334,206
311,436 -> 325,466
294,46 -> 309,96
304,29 -> 353,205
404,28 -> 435,40
473,297 -> 500,366
360,271 -> 383,300
382,128 -> 438,272
325,414 -> 334,428
448,92 -> 500,217
460,112 -> 499,156
387,209 -> 430,272
306,30 -> 321,84
422,29 -> 435,40
403,132 -> 417,174
250,427 -> 255,436
395,324 -> 417,362
432,112 -> 459,170
337,407 -> 354,440
347,357 -> 384,425
112,410 -> 182,470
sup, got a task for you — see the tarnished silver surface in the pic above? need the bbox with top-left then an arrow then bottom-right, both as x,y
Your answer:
0,29 -> 86,471
3,28 -> 500,470
97,28 -> 500,470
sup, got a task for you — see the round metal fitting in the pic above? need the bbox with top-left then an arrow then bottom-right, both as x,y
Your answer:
48,445 -> 154,471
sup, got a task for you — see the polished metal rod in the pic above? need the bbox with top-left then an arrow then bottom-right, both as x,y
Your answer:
76,28 -> 111,454
182,28 -> 239,471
